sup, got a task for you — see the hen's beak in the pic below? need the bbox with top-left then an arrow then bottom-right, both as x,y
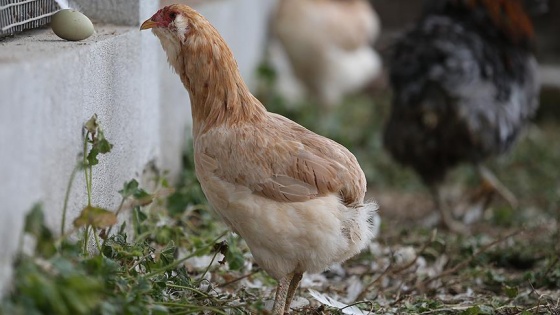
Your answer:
140,19 -> 157,30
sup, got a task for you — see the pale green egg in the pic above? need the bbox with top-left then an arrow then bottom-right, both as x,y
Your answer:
51,9 -> 94,41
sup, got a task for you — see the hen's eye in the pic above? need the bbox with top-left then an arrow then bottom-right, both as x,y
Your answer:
169,12 -> 177,19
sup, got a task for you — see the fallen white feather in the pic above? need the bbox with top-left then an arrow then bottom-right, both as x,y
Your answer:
345,275 -> 364,303
394,246 -> 416,267
308,289 -> 373,315
289,296 -> 310,310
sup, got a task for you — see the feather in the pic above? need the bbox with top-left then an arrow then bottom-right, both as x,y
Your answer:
308,289 -> 372,315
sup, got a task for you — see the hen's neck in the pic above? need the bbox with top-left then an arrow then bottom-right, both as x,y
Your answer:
165,28 -> 267,137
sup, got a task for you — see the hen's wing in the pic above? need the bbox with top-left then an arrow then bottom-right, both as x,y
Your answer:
195,113 -> 366,207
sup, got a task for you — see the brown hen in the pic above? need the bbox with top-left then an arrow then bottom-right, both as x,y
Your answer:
140,5 -> 378,314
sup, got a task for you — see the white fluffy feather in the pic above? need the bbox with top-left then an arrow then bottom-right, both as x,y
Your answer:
198,171 -> 378,280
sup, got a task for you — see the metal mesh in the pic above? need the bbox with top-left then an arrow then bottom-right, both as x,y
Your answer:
0,0 -> 59,39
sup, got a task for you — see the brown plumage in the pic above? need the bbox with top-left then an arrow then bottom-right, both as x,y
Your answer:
467,0 -> 534,43
141,5 -> 378,314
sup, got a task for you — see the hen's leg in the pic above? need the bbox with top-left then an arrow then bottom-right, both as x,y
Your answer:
272,272 -> 295,315
477,165 -> 518,208
431,185 -> 468,234
283,272 -> 303,313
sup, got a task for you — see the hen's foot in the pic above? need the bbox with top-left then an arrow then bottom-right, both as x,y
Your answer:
477,166 -> 518,208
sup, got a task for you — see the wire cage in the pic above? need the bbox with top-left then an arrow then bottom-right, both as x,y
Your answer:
0,0 -> 60,39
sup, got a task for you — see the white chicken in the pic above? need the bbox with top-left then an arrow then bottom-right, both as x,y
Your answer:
269,0 -> 382,108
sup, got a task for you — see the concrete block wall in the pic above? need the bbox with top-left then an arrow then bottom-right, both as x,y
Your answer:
0,0 -> 276,295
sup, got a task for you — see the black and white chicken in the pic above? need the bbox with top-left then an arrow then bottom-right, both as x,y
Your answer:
384,0 -> 544,232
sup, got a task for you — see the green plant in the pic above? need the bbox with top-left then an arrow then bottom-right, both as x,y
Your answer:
0,115 -> 259,315
3,83 -> 560,314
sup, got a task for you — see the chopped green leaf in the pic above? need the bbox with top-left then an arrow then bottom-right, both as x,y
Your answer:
504,285 -> 519,298
461,306 -> 480,315
24,203 -> 45,237
73,206 -> 117,229
119,179 -> 140,198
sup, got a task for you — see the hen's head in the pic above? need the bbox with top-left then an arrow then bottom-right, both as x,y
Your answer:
140,4 -> 253,125
425,0 -> 543,47
468,0 -> 534,43
140,4 -> 239,92
140,4 -> 208,45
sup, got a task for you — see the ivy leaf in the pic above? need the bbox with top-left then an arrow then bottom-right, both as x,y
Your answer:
36,229 -> 57,258
73,206 -> 117,229
118,179 -> 155,206
97,138 -> 112,154
86,147 -> 100,166
133,189 -> 154,207
86,138 -> 112,166
24,204 -> 56,257
119,179 -> 140,198
155,226 -> 174,245
84,116 -> 112,167
24,203 -> 45,237
96,131 -> 113,154
133,188 -> 151,200
225,244 -> 245,271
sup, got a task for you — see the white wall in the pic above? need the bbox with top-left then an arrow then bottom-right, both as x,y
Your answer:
0,0 -> 276,295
